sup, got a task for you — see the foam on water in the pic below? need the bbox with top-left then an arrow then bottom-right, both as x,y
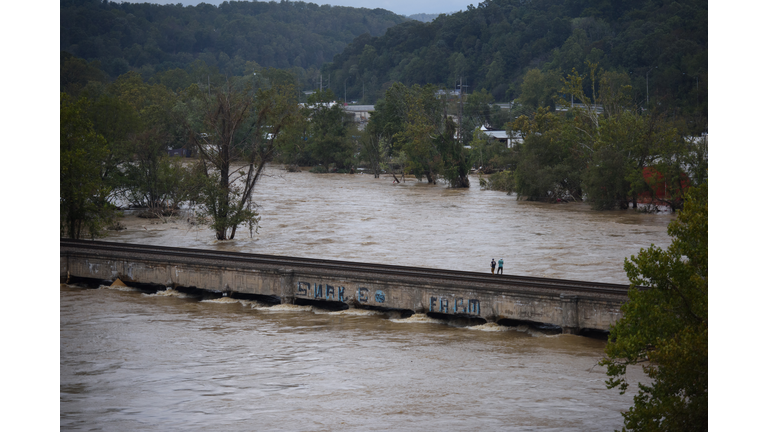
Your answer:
466,322 -> 514,332
201,297 -> 268,308
389,313 -> 445,325
143,288 -> 190,298
316,308 -> 384,316
252,303 -> 314,312
98,284 -> 140,293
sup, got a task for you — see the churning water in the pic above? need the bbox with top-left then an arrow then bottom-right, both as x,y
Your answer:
61,167 -> 668,430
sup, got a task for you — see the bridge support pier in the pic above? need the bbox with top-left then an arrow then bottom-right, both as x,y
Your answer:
279,269 -> 295,305
560,294 -> 580,334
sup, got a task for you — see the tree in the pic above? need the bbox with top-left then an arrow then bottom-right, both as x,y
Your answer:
303,89 -> 354,171
358,129 -> 387,178
183,75 -> 300,240
399,95 -> 442,184
60,93 -> 115,239
509,107 -> 584,201
518,68 -> 562,112
460,89 -> 494,143
601,183 -> 708,431
117,128 -> 196,216
562,63 -> 681,210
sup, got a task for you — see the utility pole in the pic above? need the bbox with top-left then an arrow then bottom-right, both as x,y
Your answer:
457,77 -> 466,144
646,66 -> 656,107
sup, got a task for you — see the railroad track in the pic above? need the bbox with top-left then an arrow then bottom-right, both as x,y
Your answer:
61,239 -> 638,296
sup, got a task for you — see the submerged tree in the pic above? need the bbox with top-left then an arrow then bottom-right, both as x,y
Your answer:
369,82 -> 470,186
601,183 -> 708,430
60,93 -> 115,238
302,89 -> 355,171
358,129 -> 388,178
183,73 -> 300,240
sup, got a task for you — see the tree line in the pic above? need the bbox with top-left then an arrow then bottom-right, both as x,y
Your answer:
486,62 -> 707,211
60,55 -> 375,240
325,0 -> 707,131
61,0 -> 407,91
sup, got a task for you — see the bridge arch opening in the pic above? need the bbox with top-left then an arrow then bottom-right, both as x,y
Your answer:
497,318 -> 562,334
426,312 -> 487,326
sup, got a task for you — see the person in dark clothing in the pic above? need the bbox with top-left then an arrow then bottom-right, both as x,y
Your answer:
490,258 -> 496,274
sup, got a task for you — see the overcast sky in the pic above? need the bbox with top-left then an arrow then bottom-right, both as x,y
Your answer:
118,1 -> 477,17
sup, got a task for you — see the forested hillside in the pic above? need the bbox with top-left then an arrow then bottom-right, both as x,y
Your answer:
61,0 -> 407,84
325,0 -> 707,127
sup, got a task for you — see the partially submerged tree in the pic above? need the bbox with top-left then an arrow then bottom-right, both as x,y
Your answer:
509,107 -> 584,201
60,93 -> 116,239
183,73 -> 300,240
303,89 -> 355,171
369,82 -> 470,186
358,129 -> 388,178
601,183 -> 708,430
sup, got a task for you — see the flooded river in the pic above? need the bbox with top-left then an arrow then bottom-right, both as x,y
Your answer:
106,168 -> 674,284
61,284 -> 647,431
61,168 -> 670,430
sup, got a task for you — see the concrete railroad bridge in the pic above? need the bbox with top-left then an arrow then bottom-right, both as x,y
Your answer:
61,240 -> 639,335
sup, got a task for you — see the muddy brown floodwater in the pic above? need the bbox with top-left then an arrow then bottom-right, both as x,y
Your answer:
61,167 -> 669,430
107,166 -> 674,284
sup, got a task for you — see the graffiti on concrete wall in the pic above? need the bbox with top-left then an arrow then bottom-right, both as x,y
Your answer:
296,281 -> 345,302
295,282 -> 480,316
429,296 -> 480,315
296,282 -> 386,304
355,287 -> 386,303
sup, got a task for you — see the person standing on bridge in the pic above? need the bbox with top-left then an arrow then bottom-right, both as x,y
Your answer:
490,258 -> 496,274
497,258 -> 504,275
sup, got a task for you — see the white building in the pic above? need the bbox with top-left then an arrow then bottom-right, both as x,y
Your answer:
478,125 -> 523,148
344,105 -> 375,129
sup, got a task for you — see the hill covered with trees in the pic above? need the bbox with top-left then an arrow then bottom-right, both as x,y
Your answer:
61,0 -> 407,86
324,0 -> 707,130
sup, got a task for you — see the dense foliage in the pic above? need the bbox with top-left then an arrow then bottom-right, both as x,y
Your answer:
61,0 -> 406,89
60,93 -> 115,238
486,63 -> 707,210
602,183 -> 708,430
60,0 -> 709,238
326,0 -> 707,129
367,83 -> 471,186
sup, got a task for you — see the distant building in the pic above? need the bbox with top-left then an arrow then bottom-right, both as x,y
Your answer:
435,89 -> 461,97
299,101 -> 339,109
344,105 -> 375,129
477,125 -> 523,148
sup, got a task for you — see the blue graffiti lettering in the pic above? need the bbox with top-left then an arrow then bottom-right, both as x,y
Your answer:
468,299 -> 480,315
454,298 -> 466,313
326,284 -> 334,300
357,287 -> 369,302
338,286 -> 345,301
297,281 -> 309,296
440,297 -> 449,313
375,290 -> 385,303
314,283 -> 322,299
430,297 -> 437,312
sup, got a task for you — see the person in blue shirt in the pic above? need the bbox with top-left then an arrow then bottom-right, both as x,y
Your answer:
497,258 -> 504,275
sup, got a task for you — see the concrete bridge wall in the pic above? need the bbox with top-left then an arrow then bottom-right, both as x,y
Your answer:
61,241 -> 629,334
